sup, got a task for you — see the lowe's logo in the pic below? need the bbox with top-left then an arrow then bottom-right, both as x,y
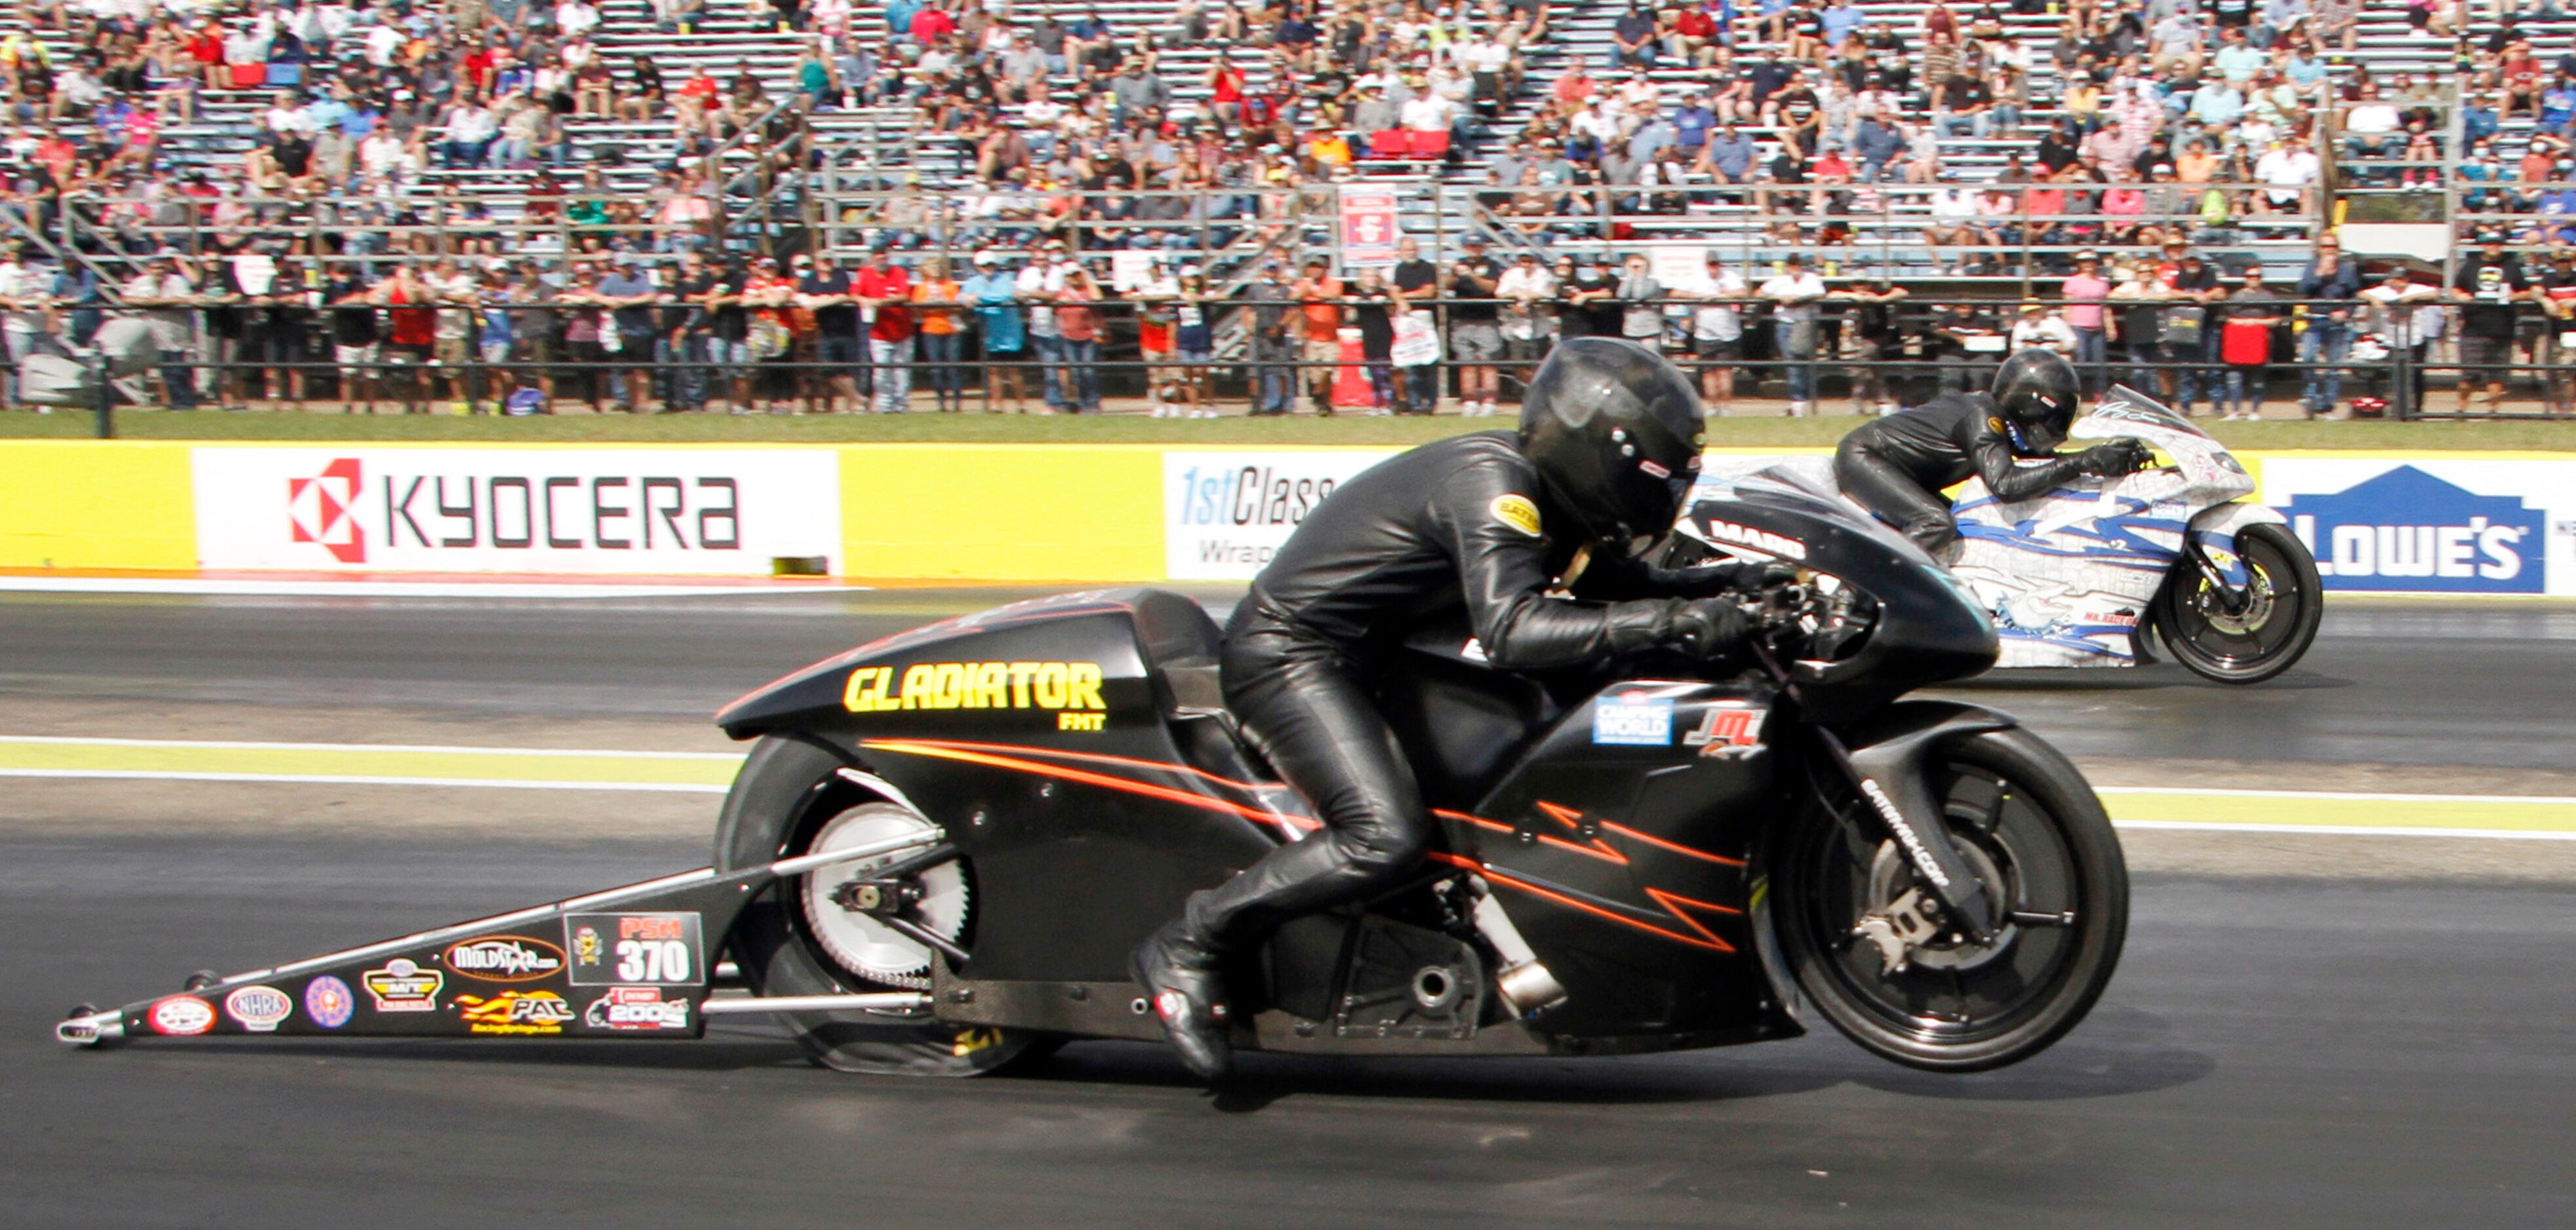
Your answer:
2282,467 -> 2543,593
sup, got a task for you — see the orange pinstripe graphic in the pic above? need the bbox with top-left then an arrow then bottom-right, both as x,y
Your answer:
1427,852 -> 1739,955
868,737 -> 1286,796
860,739 -> 1320,834
1596,820 -> 1750,868
1431,808 -> 1630,866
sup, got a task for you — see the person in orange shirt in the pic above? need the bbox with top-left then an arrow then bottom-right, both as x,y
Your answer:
1289,257 -> 1346,415
909,255 -> 968,412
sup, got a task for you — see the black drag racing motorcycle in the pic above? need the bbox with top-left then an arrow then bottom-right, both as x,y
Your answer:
59,468 -> 2126,1078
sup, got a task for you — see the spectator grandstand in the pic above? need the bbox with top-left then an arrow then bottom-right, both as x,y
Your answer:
0,0 -> 2569,417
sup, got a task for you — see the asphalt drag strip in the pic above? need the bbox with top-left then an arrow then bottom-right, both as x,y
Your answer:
5,830 -> 2568,1227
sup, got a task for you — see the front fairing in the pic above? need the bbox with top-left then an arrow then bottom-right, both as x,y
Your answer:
1675,463 -> 1998,722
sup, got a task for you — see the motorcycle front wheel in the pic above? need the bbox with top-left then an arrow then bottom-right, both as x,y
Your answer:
2156,523 -> 2323,685
1772,727 -> 2127,1072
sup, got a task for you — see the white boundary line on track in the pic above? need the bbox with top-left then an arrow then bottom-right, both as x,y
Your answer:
0,577 -> 867,599
0,735 -> 743,759
2096,785 -> 2576,806
0,768 -> 729,792
2110,819 -> 2576,842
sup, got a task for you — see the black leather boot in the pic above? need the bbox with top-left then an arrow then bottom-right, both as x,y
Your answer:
1130,917 -> 1232,1083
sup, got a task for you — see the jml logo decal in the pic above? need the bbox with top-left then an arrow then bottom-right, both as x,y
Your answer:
2281,466 -> 2544,594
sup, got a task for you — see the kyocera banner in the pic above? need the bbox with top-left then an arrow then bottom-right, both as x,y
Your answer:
192,448 -> 841,574
2264,457 -> 2573,596
1163,450 -> 1399,580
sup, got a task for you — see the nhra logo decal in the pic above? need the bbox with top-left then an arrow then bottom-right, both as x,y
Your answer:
149,996 -> 215,1037
1683,703 -> 1768,757
304,976 -> 356,1030
455,990 -> 576,1035
584,986 -> 692,1032
223,984 -> 293,1032
2281,466 -> 2544,593
441,936 -> 567,984
1593,692 -> 1676,746
287,457 -> 367,564
1699,517 -> 1809,561
361,958 -> 443,1012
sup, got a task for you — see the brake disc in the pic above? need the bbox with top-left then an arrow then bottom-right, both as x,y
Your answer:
799,802 -> 966,990
1858,836 -> 2019,973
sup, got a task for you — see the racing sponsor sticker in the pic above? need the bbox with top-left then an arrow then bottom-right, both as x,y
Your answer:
842,661 -> 1108,719
304,976 -> 356,1030
1699,517 -> 1809,561
1592,692 -> 1676,746
1683,702 -> 1768,757
223,984 -> 293,1032
361,958 -> 443,1013
1492,493 -> 1544,538
149,996 -> 215,1037
454,990 -> 576,1035
583,986 -> 692,1032
441,935 -> 567,984
564,912 -> 705,987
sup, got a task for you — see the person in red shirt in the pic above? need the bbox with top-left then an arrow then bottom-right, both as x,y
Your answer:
854,248 -> 915,413
373,265 -> 439,415
910,5 -> 956,47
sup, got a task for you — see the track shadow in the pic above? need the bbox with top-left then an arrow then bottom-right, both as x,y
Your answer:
1841,1002 -> 2217,1102
1945,665 -> 2353,692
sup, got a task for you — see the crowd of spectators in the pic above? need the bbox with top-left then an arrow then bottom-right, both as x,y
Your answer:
2,0 -> 2575,417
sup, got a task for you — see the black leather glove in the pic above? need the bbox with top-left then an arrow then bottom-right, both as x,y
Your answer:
2074,440 -> 2152,477
1737,562 -> 1802,593
1661,597 -> 1748,660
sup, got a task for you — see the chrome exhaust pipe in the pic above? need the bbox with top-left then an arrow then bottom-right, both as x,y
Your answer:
1470,882 -> 1569,1015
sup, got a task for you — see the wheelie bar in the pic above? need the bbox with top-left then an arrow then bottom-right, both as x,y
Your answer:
55,830 -> 942,1049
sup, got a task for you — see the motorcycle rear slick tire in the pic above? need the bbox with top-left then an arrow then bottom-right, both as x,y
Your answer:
1773,726 -> 2127,1072
2157,523 -> 2323,685
716,735 -> 1058,1077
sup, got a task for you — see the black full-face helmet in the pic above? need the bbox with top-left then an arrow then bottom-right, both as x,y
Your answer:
1518,337 -> 1706,556
1989,348 -> 2082,453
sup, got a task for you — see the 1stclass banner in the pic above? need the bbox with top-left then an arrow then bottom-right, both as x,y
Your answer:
1163,449 -> 1401,581
191,447 -> 843,574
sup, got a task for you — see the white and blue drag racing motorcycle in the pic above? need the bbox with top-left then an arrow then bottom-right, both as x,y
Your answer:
1689,387 -> 2323,684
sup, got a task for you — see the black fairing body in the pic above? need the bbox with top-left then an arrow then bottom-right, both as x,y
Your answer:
1668,466 -> 2000,722
712,514 -> 2012,1053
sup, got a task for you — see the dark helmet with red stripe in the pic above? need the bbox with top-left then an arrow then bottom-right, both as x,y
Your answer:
1518,337 -> 1706,557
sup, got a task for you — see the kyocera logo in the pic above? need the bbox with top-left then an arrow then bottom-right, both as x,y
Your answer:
282,457 -> 743,556
287,457 -> 367,563
2282,466 -> 2544,593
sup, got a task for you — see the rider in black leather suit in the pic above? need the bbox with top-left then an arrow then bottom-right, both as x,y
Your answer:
1131,338 -> 1753,1081
1835,349 -> 2151,555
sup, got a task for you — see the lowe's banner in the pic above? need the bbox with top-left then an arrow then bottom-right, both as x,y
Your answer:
2262,457 -> 2573,596
193,447 -> 842,574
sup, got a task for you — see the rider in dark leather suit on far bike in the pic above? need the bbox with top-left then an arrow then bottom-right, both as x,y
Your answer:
1834,349 -> 2153,556
1131,337 -> 1759,1082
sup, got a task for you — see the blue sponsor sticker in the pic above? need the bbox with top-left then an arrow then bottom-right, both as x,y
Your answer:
304,975 -> 356,1030
1592,694 -> 1675,746
2282,466 -> 2545,594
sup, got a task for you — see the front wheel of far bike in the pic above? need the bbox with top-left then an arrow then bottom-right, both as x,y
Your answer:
2157,522 -> 2324,685
1771,727 -> 2128,1072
